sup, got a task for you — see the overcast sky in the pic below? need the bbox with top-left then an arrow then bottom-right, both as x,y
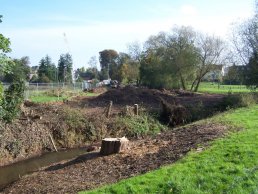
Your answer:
0,0 -> 255,69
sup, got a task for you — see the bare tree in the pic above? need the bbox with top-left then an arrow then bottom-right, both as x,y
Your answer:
191,34 -> 226,92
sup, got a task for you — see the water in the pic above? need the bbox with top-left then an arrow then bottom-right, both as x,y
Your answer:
0,148 -> 87,190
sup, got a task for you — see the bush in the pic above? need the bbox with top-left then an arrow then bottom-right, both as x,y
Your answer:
112,113 -> 166,138
53,108 -> 97,146
160,98 -> 190,127
219,93 -> 257,110
0,81 -> 25,122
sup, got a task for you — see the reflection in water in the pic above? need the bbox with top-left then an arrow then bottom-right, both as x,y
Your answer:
0,148 -> 87,190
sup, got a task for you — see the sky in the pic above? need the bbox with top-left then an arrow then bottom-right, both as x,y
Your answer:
0,0 -> 255,69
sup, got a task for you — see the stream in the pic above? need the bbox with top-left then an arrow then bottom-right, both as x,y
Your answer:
0,148 -> 87,191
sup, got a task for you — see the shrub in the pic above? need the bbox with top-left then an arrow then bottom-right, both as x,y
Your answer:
160,98 -> 190,127
112,113 -> 166,138
219,93 -> 257,110
0,81 -> 25,122
61,108 -> 96,138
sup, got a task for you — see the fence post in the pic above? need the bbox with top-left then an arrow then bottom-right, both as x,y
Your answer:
36,83 -> 39,96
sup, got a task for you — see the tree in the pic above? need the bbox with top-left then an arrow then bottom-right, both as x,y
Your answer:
0,16 -> 12,74
38,55 -> 57,83
99,49 -> 119,79
232,2 -> 258,88
191,34 -> 225,92
0,16 -> 25,122
88,56 -> 98,68
75,67 -> 99,81
58,53 -> 73,83
223,64 -> 244,85
141,26 -> 199,89
117,52 -> 140,83
3,56 -> 31,82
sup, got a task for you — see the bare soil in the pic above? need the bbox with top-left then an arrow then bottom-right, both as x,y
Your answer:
2,122 -> 229,194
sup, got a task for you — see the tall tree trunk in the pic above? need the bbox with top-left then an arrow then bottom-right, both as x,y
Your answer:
190,79 -> 197,91
180,73 -> 186,90
194,78 -> 201,92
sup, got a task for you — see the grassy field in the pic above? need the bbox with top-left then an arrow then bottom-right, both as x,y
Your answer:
197,82 -> 252,94
28,91 -> 98,103
82,105 -> 258,194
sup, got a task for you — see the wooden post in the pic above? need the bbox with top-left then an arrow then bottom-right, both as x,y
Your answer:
100,137 -> 129,155
49,132 -> 58,152
134,104 -> 139,116
106,101 -> 113,118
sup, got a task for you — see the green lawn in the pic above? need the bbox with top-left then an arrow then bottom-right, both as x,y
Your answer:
29,91 -> 98,103
197,82 -> 252,94
81,105 -> 258,194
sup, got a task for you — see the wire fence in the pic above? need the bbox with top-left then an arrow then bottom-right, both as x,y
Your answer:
2,82 -> 96,100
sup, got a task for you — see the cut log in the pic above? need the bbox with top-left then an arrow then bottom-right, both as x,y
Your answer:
100,137 -> 129,155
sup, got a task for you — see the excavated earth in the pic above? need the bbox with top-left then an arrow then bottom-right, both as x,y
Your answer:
0,87 -> 228,193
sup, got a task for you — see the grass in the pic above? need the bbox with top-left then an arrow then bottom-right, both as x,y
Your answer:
29,95 -> 67,103
197,82 -> 252,94
28,90 -> 98,103
81,105 -> 258,194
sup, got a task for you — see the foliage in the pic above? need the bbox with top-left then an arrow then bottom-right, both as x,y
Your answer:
38,55 -> 57,83
139,26 -> 226,91
59,108 -> 96,142
113,113 -> 166,138
191,34 -> 226,92
244,53 -> 258,89
3,56 -> 31,82
83,105 -> 258,194
75,67 -> 99,81
160,98 -> 190,126
58,53 -> 73,83
0,16 -> 25,123
99,49 -> 119,79
223,64 -> 245,85
0,81 -> 25,123
219,93 -> 257,110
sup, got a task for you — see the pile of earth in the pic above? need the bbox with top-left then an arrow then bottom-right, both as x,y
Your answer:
79,86 -> 224,109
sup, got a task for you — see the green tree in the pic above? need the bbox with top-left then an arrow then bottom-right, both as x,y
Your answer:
58,53 -> 73,83
0,16 -> 12,74
3,56 -> 31,82
0,16 -> 25,122
141,26 -> 199,89
99,49 -> 119,79
38,55 -> 57,83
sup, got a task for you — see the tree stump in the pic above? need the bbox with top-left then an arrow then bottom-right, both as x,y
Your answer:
100,137 -> 129,155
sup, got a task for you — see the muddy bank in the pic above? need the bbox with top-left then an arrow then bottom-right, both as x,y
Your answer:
2,122 -> 229,194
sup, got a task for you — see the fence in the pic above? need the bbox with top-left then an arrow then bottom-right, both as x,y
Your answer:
2,82 -> 96,100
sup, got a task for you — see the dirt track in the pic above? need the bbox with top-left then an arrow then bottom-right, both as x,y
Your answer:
2,122 -> 229,194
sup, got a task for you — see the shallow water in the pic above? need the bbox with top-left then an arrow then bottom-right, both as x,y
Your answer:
0,148 -> 87,190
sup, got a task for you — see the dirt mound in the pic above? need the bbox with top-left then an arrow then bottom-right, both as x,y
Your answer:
2,122 -> 229,194
83,86 -> 224,110
88,86 -> 164,107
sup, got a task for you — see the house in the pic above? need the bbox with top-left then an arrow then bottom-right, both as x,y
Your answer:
29,66 -> 39,80
203,64 -> 225,82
